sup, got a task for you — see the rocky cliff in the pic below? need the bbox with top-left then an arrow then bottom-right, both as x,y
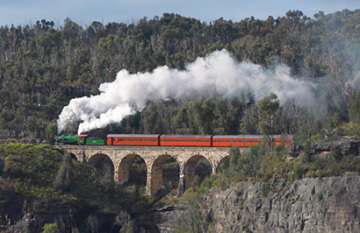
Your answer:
203,172 -> 360,233
3,173 -> 360,233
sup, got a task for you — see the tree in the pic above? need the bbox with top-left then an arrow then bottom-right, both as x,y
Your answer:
173,107 -> 190,133
142,102 -> 166,133
45,122 -> 58,142
187,99 -> 215,134
257,93 -> 279,135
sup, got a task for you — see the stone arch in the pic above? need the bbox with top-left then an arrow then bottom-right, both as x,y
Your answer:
87,153 -> 115,184
216,156 -> 230,173
151,154 -> 180,195
184,155 -> 212,191
69,153 -> 77,161
118,154 -> 147,187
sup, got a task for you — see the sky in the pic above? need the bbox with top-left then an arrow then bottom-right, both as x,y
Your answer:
1,0 -> 360,27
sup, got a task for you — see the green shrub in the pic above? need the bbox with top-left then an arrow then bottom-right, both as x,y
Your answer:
175,200 -> 208,233
42,223 -> 59,233
293,166 -> 305,179
120,221 -> 135,233
302,140 -> 312,162
330,147 -> 342,162
312,158 -> 326,170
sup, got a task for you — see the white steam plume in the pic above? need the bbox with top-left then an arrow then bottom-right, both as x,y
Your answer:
57,49 -> 317,134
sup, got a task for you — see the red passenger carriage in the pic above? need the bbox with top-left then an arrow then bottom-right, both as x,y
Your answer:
212,135 -> 293,147
159,135 -> 213,147
212,135 -> 263,147
273,135 -> 293,146
107,134 -> 160,146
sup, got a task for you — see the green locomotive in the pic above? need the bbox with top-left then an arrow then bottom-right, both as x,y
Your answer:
54,134 -> 105,145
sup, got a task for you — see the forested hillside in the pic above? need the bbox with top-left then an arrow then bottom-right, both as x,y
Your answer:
1,9 -> 360,143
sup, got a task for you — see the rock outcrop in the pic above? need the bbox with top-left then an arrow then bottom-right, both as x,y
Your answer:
311,140 -> 360,157
204,172 -> 360,233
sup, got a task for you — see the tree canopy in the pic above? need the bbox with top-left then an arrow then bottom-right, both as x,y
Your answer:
0,10 -> 360,142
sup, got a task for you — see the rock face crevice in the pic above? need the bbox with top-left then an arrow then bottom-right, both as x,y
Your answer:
204,172 -> 360,233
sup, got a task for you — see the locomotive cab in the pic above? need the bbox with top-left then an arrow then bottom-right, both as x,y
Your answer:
78,134 -> 89,145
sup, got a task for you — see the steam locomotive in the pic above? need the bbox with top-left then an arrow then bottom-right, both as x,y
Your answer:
55,134 -> 293,147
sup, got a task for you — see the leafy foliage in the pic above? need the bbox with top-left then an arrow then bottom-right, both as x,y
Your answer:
42,223 -> 59,233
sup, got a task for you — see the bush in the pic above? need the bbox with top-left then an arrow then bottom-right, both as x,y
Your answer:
42,223 -> 59,233
330,147 -> 342,162
46,123 -> 58,143
175,200 -> 208,233
312,158 -> 326,170
293,166 -> 305,179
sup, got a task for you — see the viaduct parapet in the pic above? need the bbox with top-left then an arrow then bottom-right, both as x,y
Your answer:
60,145 -> 246,195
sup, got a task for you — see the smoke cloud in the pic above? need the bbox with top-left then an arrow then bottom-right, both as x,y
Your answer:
57,49 -> 318,134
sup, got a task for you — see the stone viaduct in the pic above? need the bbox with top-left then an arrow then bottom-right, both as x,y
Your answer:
60,145 -> 247,195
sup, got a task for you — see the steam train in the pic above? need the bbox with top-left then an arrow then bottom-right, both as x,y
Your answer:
55,134 -> 293,147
